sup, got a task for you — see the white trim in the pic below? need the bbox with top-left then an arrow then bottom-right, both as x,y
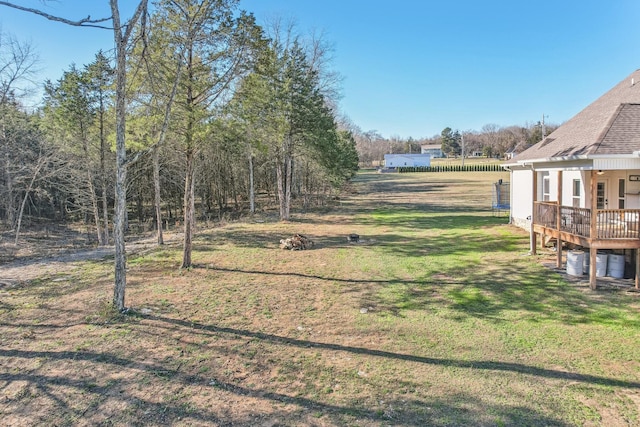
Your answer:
505,153 -> 640,168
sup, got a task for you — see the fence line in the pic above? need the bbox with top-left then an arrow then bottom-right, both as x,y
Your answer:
397,164 -> 505,173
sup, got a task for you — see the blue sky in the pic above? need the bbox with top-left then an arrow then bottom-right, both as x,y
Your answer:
2,1 -> 640,138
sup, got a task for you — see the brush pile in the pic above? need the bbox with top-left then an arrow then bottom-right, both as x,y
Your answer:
279,234 -> 314,250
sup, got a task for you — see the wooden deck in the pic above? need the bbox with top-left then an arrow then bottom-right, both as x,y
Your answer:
532,201 -> 640,290
534,202 -> 640,249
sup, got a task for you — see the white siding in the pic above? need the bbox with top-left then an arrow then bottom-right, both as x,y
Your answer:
593,158 -> 640,171
626,171 -> 640,209
384,154 -> 431,168
561,171 -> 584,207
511,168 -> 533,229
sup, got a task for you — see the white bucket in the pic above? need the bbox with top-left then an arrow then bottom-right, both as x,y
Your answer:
566,251 -> 584,276
596,253 -> 608,277
607,254 -> 625,279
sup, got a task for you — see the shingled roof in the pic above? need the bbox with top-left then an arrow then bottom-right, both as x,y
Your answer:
511,69 -> 640,162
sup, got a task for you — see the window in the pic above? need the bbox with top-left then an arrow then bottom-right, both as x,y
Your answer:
542,175 -> 550,202
572,179 -> 581,207
597,182 -> 606,209
619,179 -> 625,209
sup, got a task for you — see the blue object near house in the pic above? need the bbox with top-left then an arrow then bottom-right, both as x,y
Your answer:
493,180 -> 510,216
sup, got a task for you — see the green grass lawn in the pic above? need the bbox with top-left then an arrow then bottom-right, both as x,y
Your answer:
1,171 -> 639,426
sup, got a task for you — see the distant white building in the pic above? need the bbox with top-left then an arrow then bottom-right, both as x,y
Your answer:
420,144 -> 444,158
384,154 -> 431,169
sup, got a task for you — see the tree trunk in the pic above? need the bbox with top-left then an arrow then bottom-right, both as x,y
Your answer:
231,166 -> 238,212
181,148 -> 195,268
248,152 -> 255,214
276,153 -> 292,221
153,145 -> 164,245
276,154 -> 286,220
112,2 -> 128,311
136,189 -> 144,224
101,179 -> 109,245
284,155 -> 292,220
100,100 -> 110,246
14,157 -> 45,245
4,157 -> 16,229
14,190 -> 30,245
87,170 -> 104,245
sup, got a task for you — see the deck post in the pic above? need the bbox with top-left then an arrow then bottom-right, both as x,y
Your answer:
589,170 -> 598,290
556,171 -> 563,268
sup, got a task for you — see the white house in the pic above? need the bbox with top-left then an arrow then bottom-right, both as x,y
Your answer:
384,154 -> 431,169
504,69 -> 640,289
420,144 -> 444,158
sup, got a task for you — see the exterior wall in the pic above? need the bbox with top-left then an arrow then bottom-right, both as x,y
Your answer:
423,149 -> 443,158
560,170 -> 584,207
510,168 -> 533,229
625,171 -> 640,209
384,155 -> 408,168
420,145 -> 444,158
384,154 -> 431,168
594,170 -> 640,209
537,171 -> 555,202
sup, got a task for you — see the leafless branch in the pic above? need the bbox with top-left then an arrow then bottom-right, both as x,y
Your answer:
0,1 -> 113,29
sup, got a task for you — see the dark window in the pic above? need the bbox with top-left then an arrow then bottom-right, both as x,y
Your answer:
572,179 -> 581,207
619,179 -> 625,209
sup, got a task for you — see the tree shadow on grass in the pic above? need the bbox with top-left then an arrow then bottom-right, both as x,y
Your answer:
350,231 -> 639,326
190,226 -> 637,327
4,317 -> 638,394
132,314 -> 640,390
0,345 -> 575,426
354,211 -> 508,230
188,213 -> 513,254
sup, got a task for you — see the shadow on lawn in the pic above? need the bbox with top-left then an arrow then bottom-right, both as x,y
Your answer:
0,345 -> 575,426
193,223 -> 636,327
355,236 -> 638,326
1,315 -> 622,427
139,315 -> 640,390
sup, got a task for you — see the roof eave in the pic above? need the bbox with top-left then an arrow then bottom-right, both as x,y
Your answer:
508,152 -> 640,166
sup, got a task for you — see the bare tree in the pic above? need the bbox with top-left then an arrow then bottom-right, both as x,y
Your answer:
0,0 -> 149,311
13,140 -> 67,244
0,29 -> 39,104
0,28 -> 40,228
110,0 -> 149,310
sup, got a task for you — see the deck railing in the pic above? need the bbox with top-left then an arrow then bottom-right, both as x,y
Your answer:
560,205 -> 592,237
534,202 -> 640,240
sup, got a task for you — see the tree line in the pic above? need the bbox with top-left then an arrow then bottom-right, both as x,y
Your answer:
0,0 -> 358,310
350,121 -> 559,167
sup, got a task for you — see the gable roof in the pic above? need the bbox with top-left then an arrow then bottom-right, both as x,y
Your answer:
512,69 -> 640,163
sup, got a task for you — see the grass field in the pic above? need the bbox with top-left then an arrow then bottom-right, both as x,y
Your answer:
1,170 -> 639,426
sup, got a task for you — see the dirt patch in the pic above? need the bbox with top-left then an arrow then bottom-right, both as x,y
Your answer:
0,227 -> 181,285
